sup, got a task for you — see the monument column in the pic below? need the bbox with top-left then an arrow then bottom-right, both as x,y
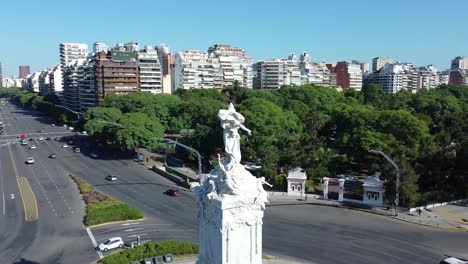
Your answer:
193,103 -> 269,264
322,177 -> 329,200
338,178 -> 345,202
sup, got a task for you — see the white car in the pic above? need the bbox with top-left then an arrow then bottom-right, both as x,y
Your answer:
106,175 -> 117,181
29,145 -> 37,150
98,237 -> 124,252
62,144 -> 68,148
21,140 -> 28,146
68,126 -> 74,131
440,256 -> 468,264
38,137 -> 44,141
26,157 -> 35,164
91,153 -> 98,158
51,124 -> 55,127
82,131 -> 87,135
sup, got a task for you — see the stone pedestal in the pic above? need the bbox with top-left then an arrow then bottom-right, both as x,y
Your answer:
197,196 -> 263,264
322,177 -> 329,200
338,178 -> 345,202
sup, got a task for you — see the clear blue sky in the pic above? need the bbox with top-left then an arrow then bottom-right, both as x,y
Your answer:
1,0 -> 467,77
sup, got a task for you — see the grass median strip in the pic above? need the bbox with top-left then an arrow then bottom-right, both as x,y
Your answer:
69,173 -> 143,226
97,241 -> 199,264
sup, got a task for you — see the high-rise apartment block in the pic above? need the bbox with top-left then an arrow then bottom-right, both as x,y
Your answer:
335,61 -> 363,90
449,56 -> 468,86
298,52 -> 330,86
60,43 -> 89,111
372,57 -> 393,72
19,65 -> 30,78
63,59 -> 86,111
137,47 -> 163,94
253,56 -> 301,90
208,44 -> 253,88
93,42 -> 108,53
173,50 -> 223,90
60,43 -> 89,66
416,65 -> 440,90
157,44 -> 174,94
365,63 -> 417,93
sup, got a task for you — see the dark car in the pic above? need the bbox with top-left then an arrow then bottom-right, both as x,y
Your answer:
48,154 -> 56,159
73,147 -> 80,153
53,136 -> 60,141
165,189 -> 180,196
37,130 -> 45,133
45,137 -> 51,140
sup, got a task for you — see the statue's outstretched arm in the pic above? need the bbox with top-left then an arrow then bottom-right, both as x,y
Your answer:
240,124 -> 252,135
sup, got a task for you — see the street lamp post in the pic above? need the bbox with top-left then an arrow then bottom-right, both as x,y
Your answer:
92,120 -> 203,183
149,137 -> 203,183
369,149 -> 400,216
40,101 -> 81,121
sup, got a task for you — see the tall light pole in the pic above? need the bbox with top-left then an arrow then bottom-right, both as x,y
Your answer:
369,149 -> 400,216
92,120 -> 203,182
39,100 -> 81,121
149,137 -> 203,183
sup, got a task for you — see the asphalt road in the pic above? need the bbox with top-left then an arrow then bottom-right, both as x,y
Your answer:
0,102 -> 95,264
1,101 -> 467,264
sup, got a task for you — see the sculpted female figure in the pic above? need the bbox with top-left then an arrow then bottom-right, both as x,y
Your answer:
217,103 -> 251,164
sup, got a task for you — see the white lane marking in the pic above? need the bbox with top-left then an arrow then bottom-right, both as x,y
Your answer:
124,228 -> 144,232
86,227 -> 104,259
2,192 -> 5,216
128,234 -> 147,238
122,222 -> 140,226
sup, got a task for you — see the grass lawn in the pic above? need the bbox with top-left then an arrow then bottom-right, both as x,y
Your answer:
69,173 -> 143,226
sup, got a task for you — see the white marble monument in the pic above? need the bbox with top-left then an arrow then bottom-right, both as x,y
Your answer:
191,103 -> 271,264
338,178 -> 345,202
286,167 -> 307,197
322,177 -> 329,200
362,172 -> 384,206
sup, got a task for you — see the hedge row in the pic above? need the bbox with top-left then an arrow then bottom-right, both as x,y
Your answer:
69,173 -> 143,226
98,241 -> 199,264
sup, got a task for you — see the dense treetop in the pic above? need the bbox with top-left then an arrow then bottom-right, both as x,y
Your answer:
1,84 -> 466,207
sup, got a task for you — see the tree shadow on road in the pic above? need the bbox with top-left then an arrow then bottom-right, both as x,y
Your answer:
12,258 -> 40,264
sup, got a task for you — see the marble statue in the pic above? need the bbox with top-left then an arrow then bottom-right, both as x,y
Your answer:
192,103 -> 271,264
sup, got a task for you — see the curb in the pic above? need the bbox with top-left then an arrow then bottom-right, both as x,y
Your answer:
87,217 -> 145,228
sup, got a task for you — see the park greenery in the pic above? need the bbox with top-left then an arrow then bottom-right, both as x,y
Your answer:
1,85 -> 467,207
97,240 -> 199,264
69,173 -> 142,226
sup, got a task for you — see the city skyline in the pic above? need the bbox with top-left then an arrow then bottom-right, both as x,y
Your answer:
1,0 -> 468,76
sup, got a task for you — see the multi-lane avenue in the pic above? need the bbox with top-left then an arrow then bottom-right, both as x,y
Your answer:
1,101 -> 468,264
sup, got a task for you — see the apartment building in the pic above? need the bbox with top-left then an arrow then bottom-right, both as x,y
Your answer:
63,59 -> 86,111
417,65 -> 440,90
253,56 -> 301,90
137,48 -> 163,94
60,43 -> 89,111
38,68 -> 51,95
298,52 -> 331,86
156,44 -> 174,93
365,63 -> 418,93
207,44 -> 253,88
60,43 -> 89,66
335,61 -> 363,90
93,42 -> 108,53
19,65 -> 30,79
173,50 -> 223,90
372,57 -> 393,72
449,56 -> 468,85
49,65 -> 63,99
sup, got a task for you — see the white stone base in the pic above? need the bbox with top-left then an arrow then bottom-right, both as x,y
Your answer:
197,196 -> 263,264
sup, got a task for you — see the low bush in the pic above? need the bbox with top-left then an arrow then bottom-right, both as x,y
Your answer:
97,241 -> 199,264
69,173 -> 143,226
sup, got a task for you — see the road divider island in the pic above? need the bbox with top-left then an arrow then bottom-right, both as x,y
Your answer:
69,173 -> 143,226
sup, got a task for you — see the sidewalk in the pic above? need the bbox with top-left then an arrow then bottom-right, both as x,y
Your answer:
175,255 -> 308,264
267,195 -> 468,231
